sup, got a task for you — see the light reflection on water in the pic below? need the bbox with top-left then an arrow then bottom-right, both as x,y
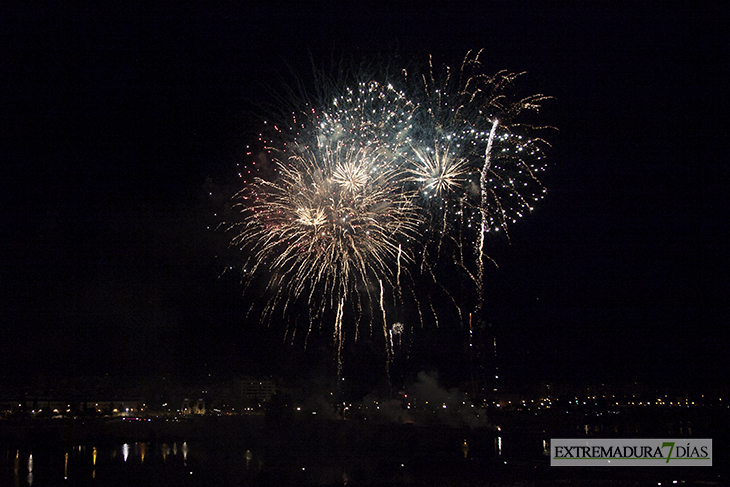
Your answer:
27,453 -> 33,486
3,441 -> 215,486
0,427 -> 548,486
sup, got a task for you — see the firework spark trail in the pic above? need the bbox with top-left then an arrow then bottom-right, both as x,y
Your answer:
335,297 -> 344,376
379,279 -> 391,383
477,119 -> 499,307
396,243 -> 402,288
224,51 -> 551,372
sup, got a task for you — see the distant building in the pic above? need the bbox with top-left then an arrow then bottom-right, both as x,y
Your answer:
181,398 -> 206,415
235,377 -> 276,407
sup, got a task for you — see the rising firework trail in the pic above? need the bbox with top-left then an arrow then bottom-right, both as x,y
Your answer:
222,50 -> 552,374
477,118 -> 499,308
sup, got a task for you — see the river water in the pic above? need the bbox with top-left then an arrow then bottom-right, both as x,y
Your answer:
1,416 -> 727,486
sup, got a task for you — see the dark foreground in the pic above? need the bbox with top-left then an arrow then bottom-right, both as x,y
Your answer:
1,412 -> 728,486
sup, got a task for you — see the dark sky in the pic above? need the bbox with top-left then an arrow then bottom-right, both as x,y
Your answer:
2,3 -> 728,388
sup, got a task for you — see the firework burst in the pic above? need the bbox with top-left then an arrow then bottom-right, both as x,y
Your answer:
224,51 -> 552,373
402,50 -> 551,309
229,137 -> 420,373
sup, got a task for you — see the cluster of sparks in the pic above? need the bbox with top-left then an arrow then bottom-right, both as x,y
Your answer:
224,50 -> 551,375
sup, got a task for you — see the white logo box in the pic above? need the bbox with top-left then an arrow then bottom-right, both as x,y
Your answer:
551,438 -> 712,466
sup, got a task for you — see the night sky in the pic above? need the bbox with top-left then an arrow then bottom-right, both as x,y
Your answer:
2,3 -> 728,388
